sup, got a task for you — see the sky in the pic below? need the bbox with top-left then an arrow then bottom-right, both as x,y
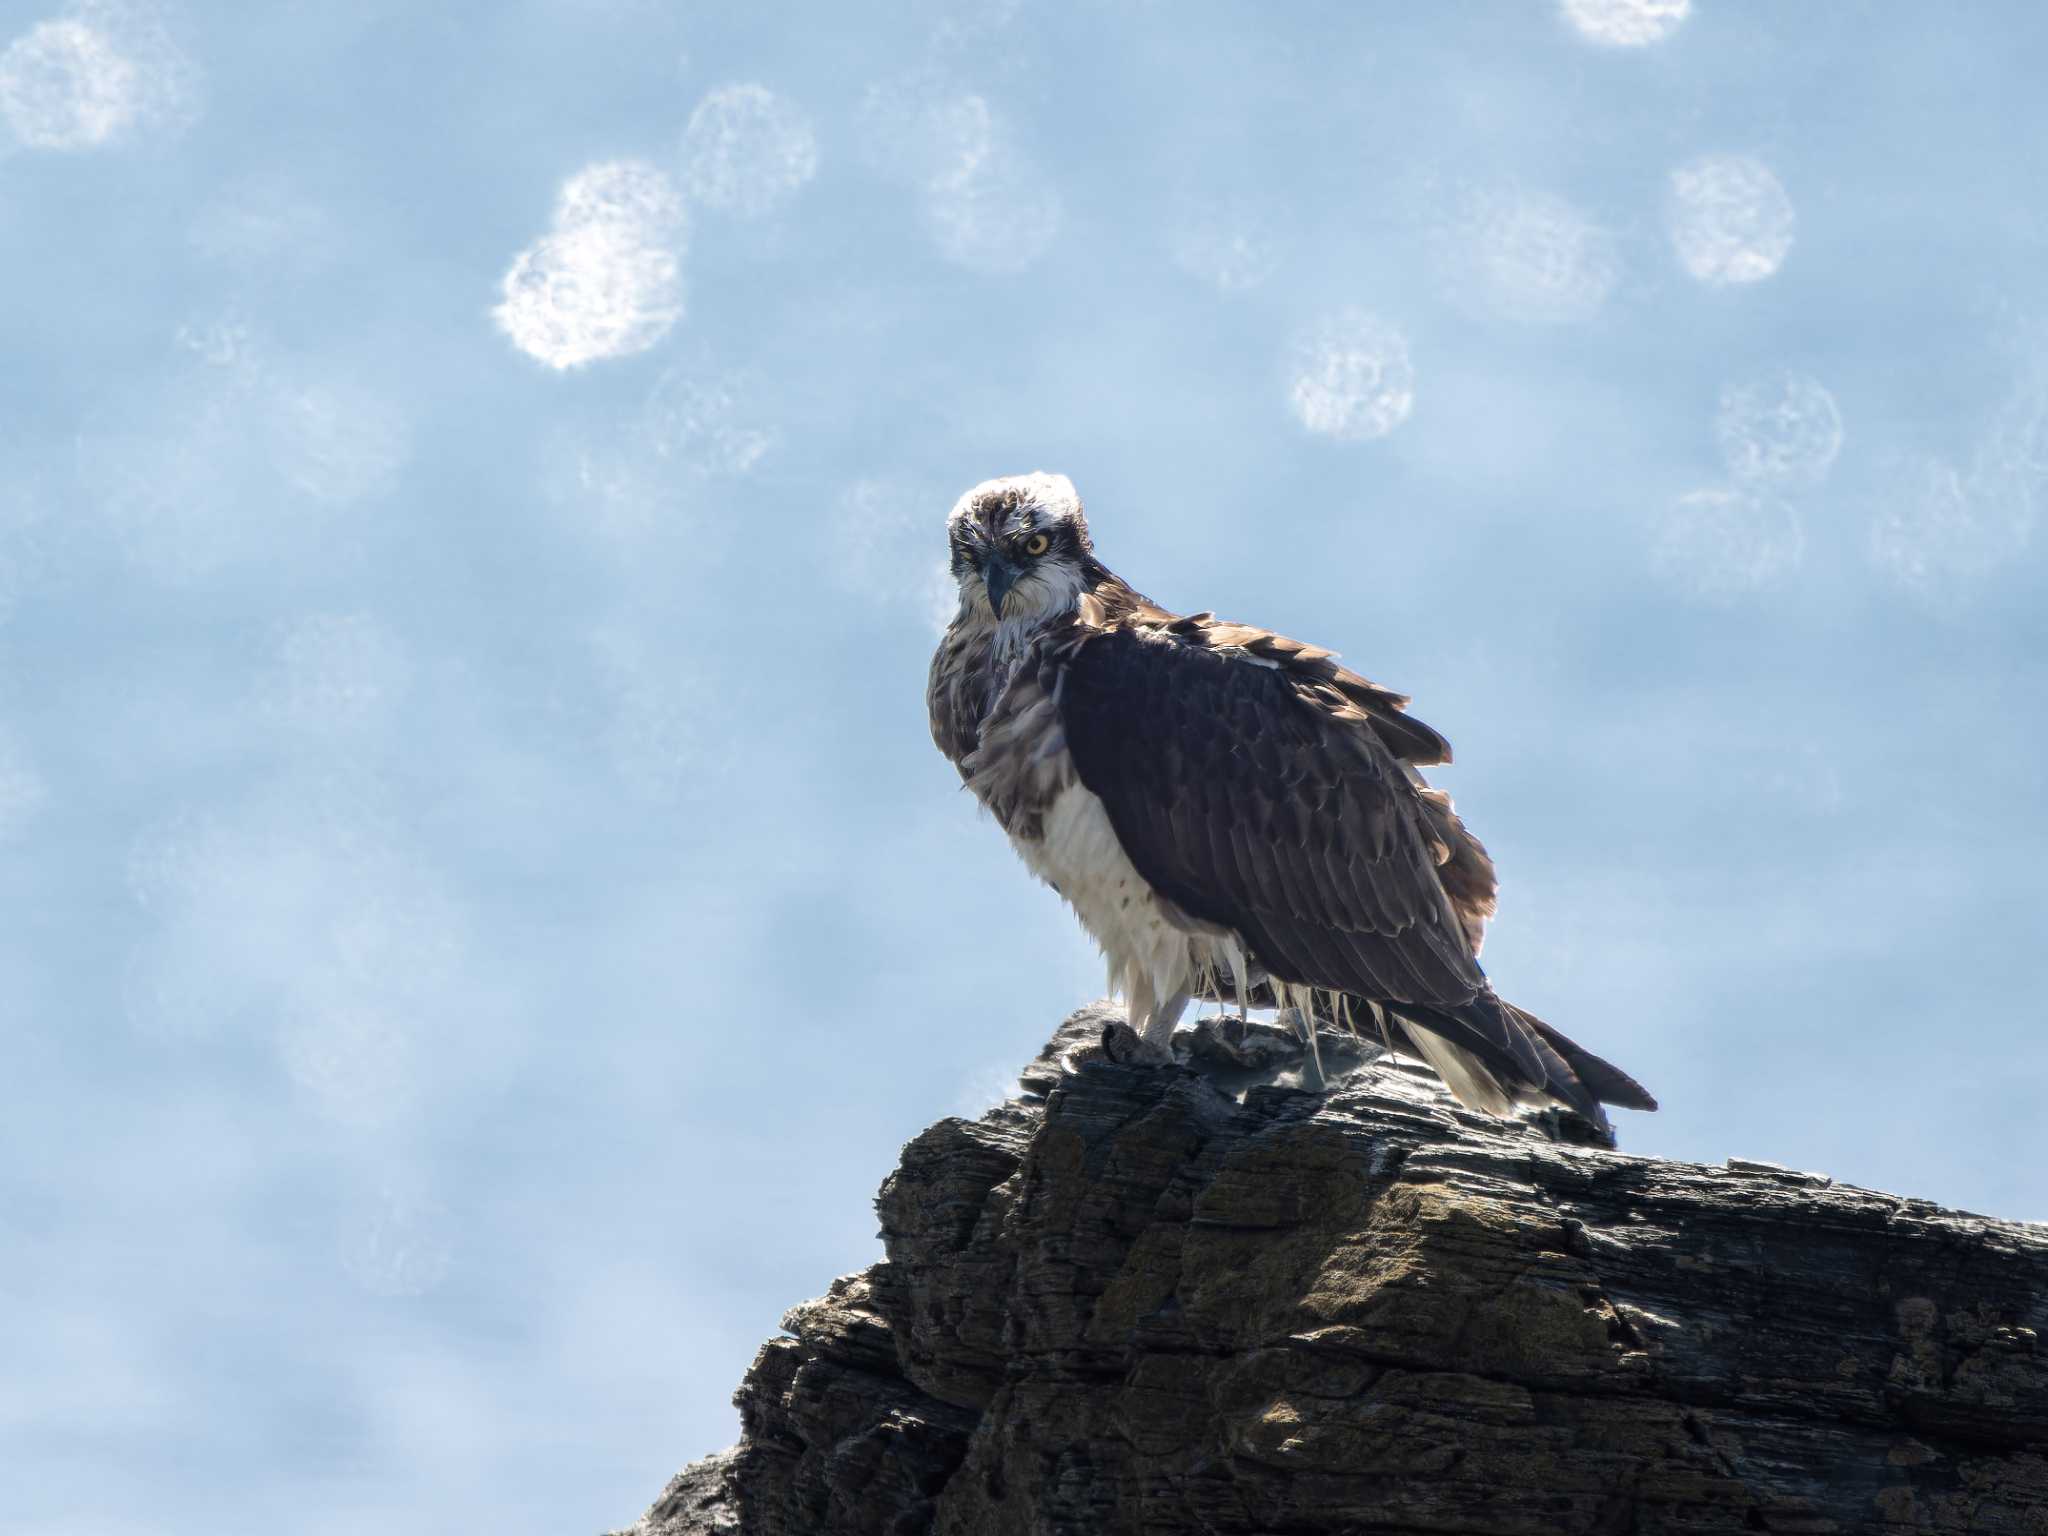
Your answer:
2,0 -> 2046,1530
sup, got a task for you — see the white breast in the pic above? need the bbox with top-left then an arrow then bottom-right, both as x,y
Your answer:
1011,781 -> 1196,1036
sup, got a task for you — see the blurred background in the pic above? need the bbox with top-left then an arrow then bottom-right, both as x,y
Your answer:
3,0 -> 2045,1530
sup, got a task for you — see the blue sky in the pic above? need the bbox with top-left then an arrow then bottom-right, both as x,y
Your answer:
3,1 -> 2046,1531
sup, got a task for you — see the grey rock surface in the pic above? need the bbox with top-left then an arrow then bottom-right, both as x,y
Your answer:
613,1003 -> 2048,1535
623,1450 -> 739,1536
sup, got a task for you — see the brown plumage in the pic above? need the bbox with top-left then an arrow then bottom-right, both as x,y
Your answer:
927,472 -> 1655,1132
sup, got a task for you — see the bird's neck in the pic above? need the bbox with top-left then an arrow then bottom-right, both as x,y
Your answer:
989,609 -> 1055,668
953,564 -> 1150,671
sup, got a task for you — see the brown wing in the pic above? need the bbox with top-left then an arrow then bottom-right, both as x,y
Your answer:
1055,609 -> 1653,1127
1055,617 -> 1487,1007
1155,615 -> 1498,957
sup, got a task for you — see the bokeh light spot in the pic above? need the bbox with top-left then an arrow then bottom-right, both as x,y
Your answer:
1446,185 -> 1621,325
1286,310 -> 1416,441
1560,0 -> 1691,48
1715,371 -> 1844,486
0,18 -> 136,147
0,1 -> 197,151
857,78 -> 1062,273
1868,453 -> 2027,607
1652,487 -> 1804,600
344,1190 -> 455,1299
494,160 -> 687,370
1668,154 -> 1795,286
1166,189 -> 1286,293
680,82 -> 819,219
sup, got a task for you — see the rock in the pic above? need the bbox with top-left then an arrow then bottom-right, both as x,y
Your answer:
613,1003 -> 2048,1535
620,1449 -> 739,1536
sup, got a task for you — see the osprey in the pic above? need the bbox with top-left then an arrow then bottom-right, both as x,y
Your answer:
927,472 -> 1656,1132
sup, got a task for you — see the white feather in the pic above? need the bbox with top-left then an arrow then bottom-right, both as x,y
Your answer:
1013,781 -> 1197,1048
1401,1027 -> 1516,1117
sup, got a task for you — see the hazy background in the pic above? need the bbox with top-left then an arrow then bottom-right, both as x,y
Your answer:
3,0 -> 2045,1530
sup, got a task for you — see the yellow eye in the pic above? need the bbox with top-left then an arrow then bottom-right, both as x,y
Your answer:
1023,532 -> 1051,557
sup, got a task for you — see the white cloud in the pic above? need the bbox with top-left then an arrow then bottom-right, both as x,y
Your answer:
1559,0 -> 1691,48
1286,309 -> 1416,442
494,159 -> 687,370
1715,371 -> 1844,487
0,1 -> 198,152
1651,486 -> 1805,600
1668,154 -> 1795,286
680,82 -> 819,219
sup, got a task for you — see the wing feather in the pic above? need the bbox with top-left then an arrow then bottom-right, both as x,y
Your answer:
1056,620 -> 1486,1008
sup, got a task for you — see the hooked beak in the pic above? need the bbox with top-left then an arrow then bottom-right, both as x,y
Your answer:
981,554 -> 1022,617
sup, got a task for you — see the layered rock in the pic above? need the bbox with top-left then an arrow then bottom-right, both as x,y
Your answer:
615,1005 -> 2048,1535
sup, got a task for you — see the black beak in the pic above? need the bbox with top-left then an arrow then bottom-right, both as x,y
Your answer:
981,555 -> 1022,617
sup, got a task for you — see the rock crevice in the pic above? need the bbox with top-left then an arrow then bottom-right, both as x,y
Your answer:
617,1005 -> 2048,1535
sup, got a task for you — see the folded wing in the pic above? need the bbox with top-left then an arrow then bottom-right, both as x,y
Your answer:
1055,615 -> 1652,1124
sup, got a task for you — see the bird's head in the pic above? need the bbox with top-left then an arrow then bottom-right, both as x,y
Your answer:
945,471 -> 1095,624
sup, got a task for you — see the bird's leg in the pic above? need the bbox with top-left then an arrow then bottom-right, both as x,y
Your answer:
1143,987 -> 1192,1055
1101,971 -> 1181,1068
1285,984 -> 1327,1092
1124,970 -> 1157,1041
1191,953 -> 1218,1023
1223,939 -> 1251,1026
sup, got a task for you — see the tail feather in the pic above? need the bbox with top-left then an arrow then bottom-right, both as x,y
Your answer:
1386,993 -> 1654,1130
1510,1003 -> 1659,1113
1180,967 -> 1657,1124
1391,1020 -> 1518,1118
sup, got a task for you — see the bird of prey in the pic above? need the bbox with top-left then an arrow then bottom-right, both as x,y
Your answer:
927,472 -> 1656,1132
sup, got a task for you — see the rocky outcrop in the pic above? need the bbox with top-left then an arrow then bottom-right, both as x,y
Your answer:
615,1004 -> 2048,1535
